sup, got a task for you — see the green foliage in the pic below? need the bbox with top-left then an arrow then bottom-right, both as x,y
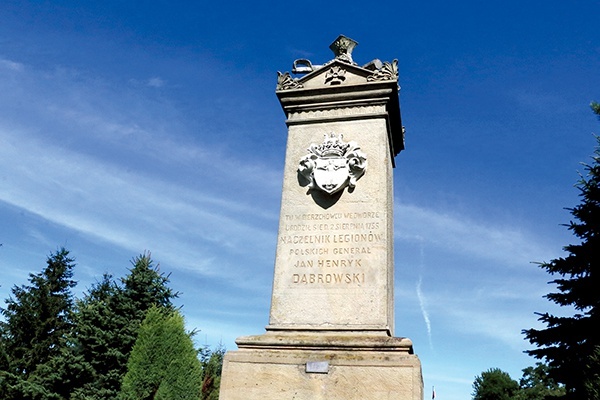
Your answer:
0,370 -> 62,400
69,253 -> 178,399
583,345 -> 600,400
67,274 -> 131,399
472,368 -> 520,400
33,345 -> 91,399
120,253 -> 178,322
517,363 -> 565,400
472,364 -> 566,400
591,101 -> 600,118
0,249 -> 214,400
201,345 -> 225,400
523,108 -> 600,399
0,248 -> 76,397
119,306 -> 203,400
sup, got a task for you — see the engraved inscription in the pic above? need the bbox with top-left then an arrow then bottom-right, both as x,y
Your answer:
279,210 -> 385,286
294,259 -> 362,268
281,233 -> 383,245
293,273 -> 365,285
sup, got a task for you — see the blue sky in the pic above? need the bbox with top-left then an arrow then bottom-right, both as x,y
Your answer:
1,1 -> 598,398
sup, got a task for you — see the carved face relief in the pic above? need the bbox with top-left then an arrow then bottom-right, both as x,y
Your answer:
298,133 -> 367,195
314,157 -> 349,194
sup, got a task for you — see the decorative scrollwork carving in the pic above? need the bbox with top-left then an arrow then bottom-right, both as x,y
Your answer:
276,71 -> 303,90
367,59 -> 398,82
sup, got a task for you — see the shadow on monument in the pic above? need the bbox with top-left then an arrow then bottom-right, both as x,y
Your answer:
297,171 -> 344,209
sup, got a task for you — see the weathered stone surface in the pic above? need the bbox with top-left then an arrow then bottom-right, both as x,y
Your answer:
268,113 -> 395,334
235,331 -> 413,351
219,36 -> 422,400
220,339 -> 422,400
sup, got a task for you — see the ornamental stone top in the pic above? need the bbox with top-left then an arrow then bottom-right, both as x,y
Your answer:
329,34 -> 358,64
275,35 -> 405,158
277,34 -> 398,91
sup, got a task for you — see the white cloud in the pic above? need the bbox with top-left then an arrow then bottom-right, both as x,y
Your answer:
0,56 -> 286,297
416,275 -> 433,350
0,126 -> 276,286
395,202 -> 556,267
393,201 -> 562,350
147,77 -> 165,87
0,58 -> 24,72
0,60 -> 282,204
509,88 -> 579,115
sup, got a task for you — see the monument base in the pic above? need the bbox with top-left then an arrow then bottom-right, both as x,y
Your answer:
219,332 -> 423,400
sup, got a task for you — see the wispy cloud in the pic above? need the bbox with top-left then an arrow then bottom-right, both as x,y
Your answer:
0,57 -> 280,290
509,88 -> 580,115
394,201 -> 560,350
395,202 -> 557,267
147,77 -> 165,87
0,126 -> 276,283
417,275 -> 433,350
0,58 -> 283,202
413,236 -> 434,350
0,58 -> 24,72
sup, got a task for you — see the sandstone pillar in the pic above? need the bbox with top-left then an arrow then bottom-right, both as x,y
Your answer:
219,35 -> 423,400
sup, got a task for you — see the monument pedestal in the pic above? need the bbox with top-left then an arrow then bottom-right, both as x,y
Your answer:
219,36 -> 422,400
220,332 -> 422,400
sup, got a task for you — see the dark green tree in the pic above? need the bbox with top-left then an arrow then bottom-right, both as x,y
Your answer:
118,252 -> 178,375
67,274 -> 129,399
120,252 -> 177,320
472,368 -> 520,400
517,363 -> 565,400
119,305 -> 202,400
0,250 -> 182,399
0,248 -> 76,399
200,345 -> 225,400
584,346 -> 600,399
69,253 -> 178,400
0,372 -> 60,400
591,101 -> 600,117
523,105 -> 600,399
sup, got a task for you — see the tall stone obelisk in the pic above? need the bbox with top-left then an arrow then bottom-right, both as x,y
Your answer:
219,36 -> 423,400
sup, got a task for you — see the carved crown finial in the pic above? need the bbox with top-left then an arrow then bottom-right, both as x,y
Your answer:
313,133 -> 350,157
329,35 -> 358,64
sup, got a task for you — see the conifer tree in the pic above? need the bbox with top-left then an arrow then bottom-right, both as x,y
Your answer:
523,104 -> 600,399
69,254 -> 178,399
0,248 -> 76,398
591,101 -> 600,117
120,252 -> 177,324
119,306 -> 203,400
0,251 -> 182,399
67,274 -> 130,399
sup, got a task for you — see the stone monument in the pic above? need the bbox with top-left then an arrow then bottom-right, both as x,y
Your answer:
219,35 -> 423,400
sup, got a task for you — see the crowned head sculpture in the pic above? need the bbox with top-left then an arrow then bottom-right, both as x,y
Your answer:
298,133 -> 367,195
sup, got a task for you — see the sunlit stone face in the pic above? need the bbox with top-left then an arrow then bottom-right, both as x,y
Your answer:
313,157 -> 349,194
